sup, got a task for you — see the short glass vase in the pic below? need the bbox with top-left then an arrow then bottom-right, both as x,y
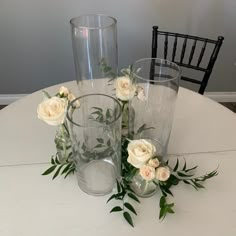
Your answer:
130,171 -> 157,198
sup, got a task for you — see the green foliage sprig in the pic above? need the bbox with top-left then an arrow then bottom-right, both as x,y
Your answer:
156,159 -> 218,220
107,136 -> 218,227
42,154 -> 76,179
98,58 -> 116,83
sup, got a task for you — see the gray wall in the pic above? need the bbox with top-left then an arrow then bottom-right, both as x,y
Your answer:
0,0 -> 235,94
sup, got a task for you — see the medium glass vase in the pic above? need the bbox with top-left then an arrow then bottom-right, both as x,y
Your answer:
66,94 -> 122,196
70,14 -> 118,95
129,58 -> 180,160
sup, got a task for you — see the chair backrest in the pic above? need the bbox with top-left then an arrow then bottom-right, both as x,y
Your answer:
151,26 -> 224,94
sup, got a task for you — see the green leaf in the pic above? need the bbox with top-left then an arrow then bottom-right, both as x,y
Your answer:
106,109 -> 111,119
182,159 -> 187,171
177,172 -> 194,177
185,165 -> 198,172
94,144 -> 103,148
159,196 -> 166,208
160,185 -> 173,196
192,181 -> 205,189
64,167 -> 75,179
159,207 -> 166,220
96,138 -> 104,143
91,111 -> 102,116
51,157 -> 55,165
128,193 -> 140,203
52,165 -> 64,180
104,66 -> 112,73
61,163 -> 73,175
173,159 -> 179,172
55,155 -> 60,165
91,107 -> 103,111
168,175 -> 179,185
107,139 -> 111,146
42,90 -> 51,98
110,206 -> 122,213
124,202 -> 137,215
153,181 -> 159,186
115,192 -> 126,200
183,180 -> 191,185
106,194 -> 117,203
136,124 -> 146,134
116,180 -> 121,193
42,165 -> 57,175
123,212 -> 134,227
136,124 -> 155,135
167,207 -> 175,214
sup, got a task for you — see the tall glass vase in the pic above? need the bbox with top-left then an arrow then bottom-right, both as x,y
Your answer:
70,14 -> 118,95
129,58 -> 180,160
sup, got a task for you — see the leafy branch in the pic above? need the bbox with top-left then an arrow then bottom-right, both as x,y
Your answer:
155,158 -> 218,220
98,58 -> 116,83
107,179 -> 140,227
42,154 -> 76,179
89,107 -> 113,124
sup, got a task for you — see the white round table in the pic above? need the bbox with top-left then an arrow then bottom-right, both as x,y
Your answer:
1,81 -> 236,236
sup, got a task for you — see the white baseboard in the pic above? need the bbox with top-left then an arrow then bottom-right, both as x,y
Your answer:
0,92 -> 236,105
0,94 -> 27,105
204,92 -> 236,103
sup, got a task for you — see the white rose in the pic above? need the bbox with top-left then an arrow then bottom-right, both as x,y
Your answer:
136,86 -> 146,101
140,165 -> 156,181
59,86 -> 70,97
68,93 -> 80,108
37,97 -> 67,126
148,158 -> 160,168
115,76 -> 136,101
155,167 -> 171,181
127,139 -> 156,168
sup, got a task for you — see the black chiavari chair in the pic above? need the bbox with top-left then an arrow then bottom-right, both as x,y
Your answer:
151,26 -> 224,94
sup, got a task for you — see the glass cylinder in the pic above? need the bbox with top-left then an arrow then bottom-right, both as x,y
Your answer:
129,58 -> 180,160
70,14 -> 118,95
130,171 -> 157,198
54,124 -> 72,164
66,94 -> 122,196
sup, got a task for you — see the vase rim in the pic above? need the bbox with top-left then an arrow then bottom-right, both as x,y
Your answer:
70,14 -> 117,30
66,93 -> 122,128
132,58 -> 181,83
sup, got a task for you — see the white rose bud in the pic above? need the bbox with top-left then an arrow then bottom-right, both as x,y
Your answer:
68,93 -> 80,108
136,86 -> 146,101
155,166 -> 171,181
140,165 -> 156,181
115,76 -> 136,101
37,97 -> 67,126
127,139 -> 156,168
148,158 -> 160,168
59,86 -> 70,97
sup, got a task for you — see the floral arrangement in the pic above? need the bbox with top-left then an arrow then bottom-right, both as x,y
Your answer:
107,138 -> 218,226
37,86 -> 78,179
37,73 -> 218,227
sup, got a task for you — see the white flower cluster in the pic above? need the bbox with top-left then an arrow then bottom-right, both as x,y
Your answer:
127,139 -> 170,182
37,86 -> 80,126
115,76 -> 145,102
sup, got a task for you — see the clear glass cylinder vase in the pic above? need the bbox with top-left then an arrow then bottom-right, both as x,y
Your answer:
66,94 -> 122,196
70,14 -> 118,95
130,171 -> 157,198
54,124 -> 72,164
129,58 -> 180,160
